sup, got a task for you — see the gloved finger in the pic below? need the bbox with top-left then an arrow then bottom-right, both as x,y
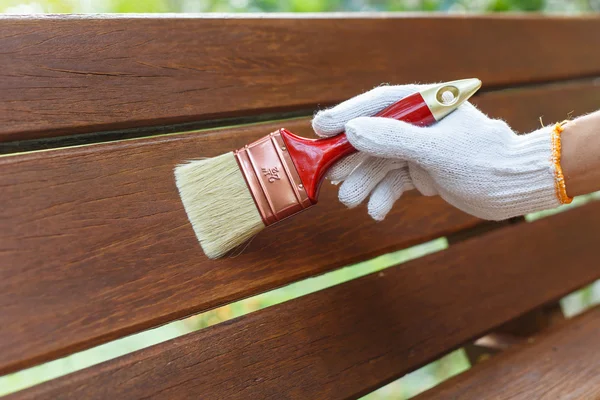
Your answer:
368,167 -> 415,221
338,158 -> 404,208
409,164 -> 438,196
345,117 -> 438,163
326,152 -> 369,184
312,84 -> 424,138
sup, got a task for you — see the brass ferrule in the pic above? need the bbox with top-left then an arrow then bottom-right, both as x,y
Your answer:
420,78 -> 482,121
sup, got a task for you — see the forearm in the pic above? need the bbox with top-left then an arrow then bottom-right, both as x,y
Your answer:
561,110 -> 600,197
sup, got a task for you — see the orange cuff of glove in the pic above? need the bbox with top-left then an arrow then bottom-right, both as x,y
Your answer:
552,121 -> 573,205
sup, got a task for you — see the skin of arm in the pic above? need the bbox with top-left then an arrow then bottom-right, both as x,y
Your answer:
561,110 -> 600,197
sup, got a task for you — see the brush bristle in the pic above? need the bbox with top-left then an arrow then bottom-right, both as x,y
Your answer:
174,152 -> 265,259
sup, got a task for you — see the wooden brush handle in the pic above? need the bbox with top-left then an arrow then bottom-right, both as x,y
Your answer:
280,91 -> 436,202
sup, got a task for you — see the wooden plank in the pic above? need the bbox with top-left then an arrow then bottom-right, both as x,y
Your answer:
0,80 -> 599,373
0,120 -> 477,376
464,303 -> 564,364
1,15 -> 600,141
0,80 -> 595,375
0,81 -> 597,375
416,306 -> 600,399
452,221 -> 566,365
11,201 -> 600,400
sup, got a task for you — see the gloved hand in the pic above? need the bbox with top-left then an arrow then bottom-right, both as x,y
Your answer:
312,84 -> 571,221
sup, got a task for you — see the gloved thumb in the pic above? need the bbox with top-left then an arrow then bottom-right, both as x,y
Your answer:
345,117 -> 436,164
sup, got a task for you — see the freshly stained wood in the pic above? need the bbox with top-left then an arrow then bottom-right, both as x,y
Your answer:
0,81 -> 597,375
462,302 -> 564,365
416,307 -> 600,399
12,201 -> 600,400
2,15 -> 600,141
0,122 -> 478,376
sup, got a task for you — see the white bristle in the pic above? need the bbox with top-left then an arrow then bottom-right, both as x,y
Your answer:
174,152 -> 265,259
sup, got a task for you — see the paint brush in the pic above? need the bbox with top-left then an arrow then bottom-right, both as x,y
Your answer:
175,78 -> 482,259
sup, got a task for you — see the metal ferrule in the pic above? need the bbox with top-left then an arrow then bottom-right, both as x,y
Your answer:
234,131 -> 313,226
421,78 -> 482,121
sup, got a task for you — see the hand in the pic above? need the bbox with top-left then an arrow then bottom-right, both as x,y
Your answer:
312,84 -> 568,221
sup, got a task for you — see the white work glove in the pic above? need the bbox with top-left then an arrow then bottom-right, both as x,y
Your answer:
312,84 -> 570,221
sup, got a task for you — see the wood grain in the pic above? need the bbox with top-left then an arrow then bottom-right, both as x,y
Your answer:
1,15 -> 600,141
0,80 -> 598,376
11,201 -> 600,400
416,306 -> 600,399
464,302 -> 564,365
0,119 -> 477,376
0,80 -> 597,375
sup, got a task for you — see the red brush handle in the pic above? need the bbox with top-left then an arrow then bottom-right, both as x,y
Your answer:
281,92 -> 436,203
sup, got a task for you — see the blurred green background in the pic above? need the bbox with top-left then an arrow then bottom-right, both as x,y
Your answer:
1,0 -> 599,13
2,0 -> 600,398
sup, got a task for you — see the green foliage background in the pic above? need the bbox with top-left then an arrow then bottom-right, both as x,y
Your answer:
1,0 -> 599,13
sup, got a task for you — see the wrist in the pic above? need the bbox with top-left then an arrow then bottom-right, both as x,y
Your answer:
499,126 -> 564,215
442,125 -> 563,221
560,111 -> 600,197
508,123 -> 572,207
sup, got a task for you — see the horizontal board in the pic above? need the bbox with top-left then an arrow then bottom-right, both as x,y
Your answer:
11,200 -> 600,400
1,15 -> 600,141
0,123 -> 476,376
416,306 -> 600,399
0,81 -> 597,375
0,79 -> 597,375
